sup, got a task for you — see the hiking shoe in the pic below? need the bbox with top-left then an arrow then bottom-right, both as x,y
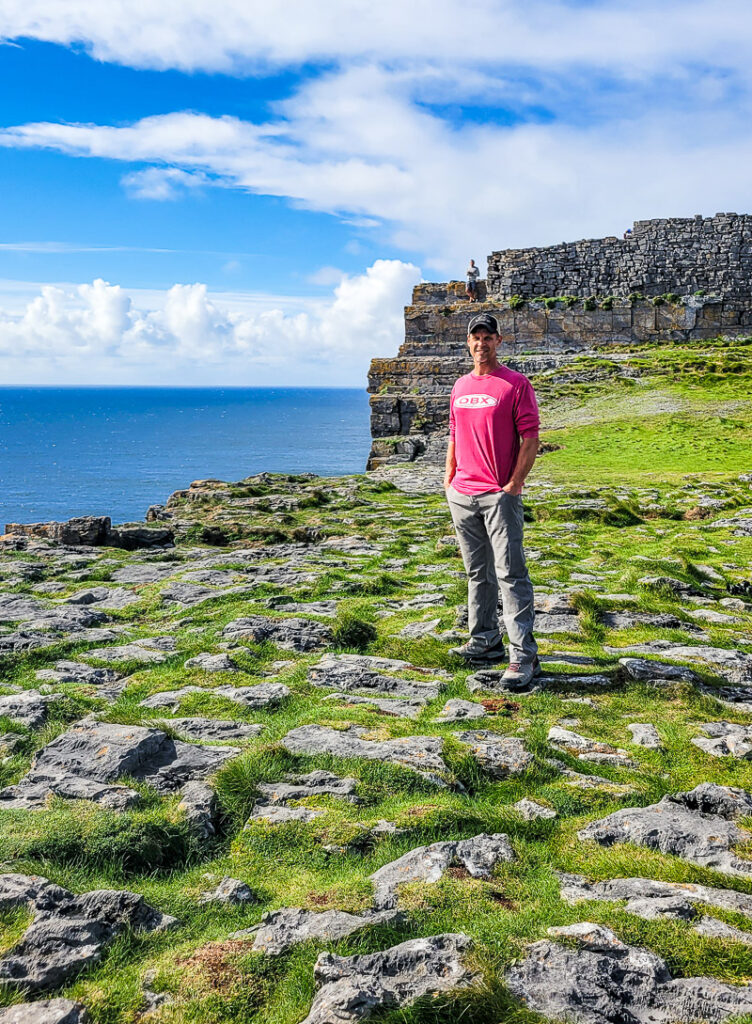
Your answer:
501,657 -> 542,688
449,638 -> 506,662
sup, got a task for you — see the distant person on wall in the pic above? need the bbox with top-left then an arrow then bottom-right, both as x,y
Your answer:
444,312 -> 541,687
466,259 -> 480,301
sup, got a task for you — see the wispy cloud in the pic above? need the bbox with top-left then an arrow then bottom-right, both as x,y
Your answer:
2,61 -> 752,272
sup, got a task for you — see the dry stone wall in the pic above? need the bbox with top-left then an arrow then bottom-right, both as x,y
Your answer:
487,214 -> 752,299
367,215 -> 752,473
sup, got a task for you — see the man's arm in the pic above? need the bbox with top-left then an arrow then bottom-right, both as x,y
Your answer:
502,435 -> 538,495
444,439 -> 457,490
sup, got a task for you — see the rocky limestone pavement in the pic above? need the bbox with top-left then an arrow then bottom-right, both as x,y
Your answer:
370,833 -> 514,909
301,933 -> 476,1024
247,770 -> 361,826
140,682 -> 289,712
548,726 -> 636,767
63,587 -> 141,610
0,873 -> 175,993
322,692 -> 427,719
281,725 -> 452,786
692,721 -> 752,758
534,594 -> 583,635
308,653 -> 447,702
0,720 -> 239,810
0,690 -> 62,728
454,730 -> 534,778
434,698 -> 488,722
579,783 -> 752,876
222,615 -> 332,652
628,723 -> 663,749
619,657 -> 701,685
558,871 -> 752,921
163,718 -> 264,743
0,999 -> 90,1024
694,917 -> 752,944
0,594 -> 108,632
83,636 -> 177,664
515,798 -> 557,820
35,661 -> 124,686
506,921 -> 752,1024
611,643 -> 752,685
233,907 -> 403,955
184,651 -> 239,672
177,781 -> 218,840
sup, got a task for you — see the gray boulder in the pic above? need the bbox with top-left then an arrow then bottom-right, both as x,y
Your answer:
0,874 -> 175,993
434,699 -> 488,722
184,652 -> 238,672
83,636 -> 177,664
579,784 -> 752,876
454,731 -> 533,777
322,693 -> 426,718
199,877 -> 254,905
514,798 -> 557,820
370,833 -> 514,909
692,722 -> 752,758
0,691 -> 61,728
140,682 -> 289,712
177,781 -> 218,840
35,661 -> 123,686
694,917 -> 752,944
64,587 -> 140,610
111,564 -> 178,584
247,770 -> 361,826
280,725 -> 451,786
628,723 -> 662,749
0,720 -> 239,809
613,644 -> 752,685
548,726 -> 635,767
166,718 -> 264,743
558,871 -> 752,919
222,615 -> 332,652
506,921 -> 752,1023
308,653 -> 446,701
236,907 -> 402,955
0,999 -> 90,1023
302,933 -> 475,1024
619,656 -> 701,684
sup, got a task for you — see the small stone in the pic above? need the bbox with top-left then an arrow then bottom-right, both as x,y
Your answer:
434,699 -> 488,722
199,877 -> 255,905
514,798 -> 556,820
628,723 -> 662,749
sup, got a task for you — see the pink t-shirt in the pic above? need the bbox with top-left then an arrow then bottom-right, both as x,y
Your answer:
449,365 -> 540,495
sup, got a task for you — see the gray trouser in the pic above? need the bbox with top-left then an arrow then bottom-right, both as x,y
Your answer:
447,485 -> 537,663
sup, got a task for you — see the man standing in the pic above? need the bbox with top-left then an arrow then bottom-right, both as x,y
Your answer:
466,259 -> 480,301
444,312 -> 540,686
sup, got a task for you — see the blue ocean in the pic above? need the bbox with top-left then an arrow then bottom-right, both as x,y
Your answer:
0,388 -> 371,526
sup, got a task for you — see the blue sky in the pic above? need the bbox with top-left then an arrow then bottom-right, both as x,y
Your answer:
1,1 -> 751,385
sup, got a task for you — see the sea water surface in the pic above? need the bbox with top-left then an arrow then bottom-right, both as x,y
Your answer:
0,388 -> 371,525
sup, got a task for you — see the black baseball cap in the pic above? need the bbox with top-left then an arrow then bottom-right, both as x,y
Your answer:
467,313 -> 499,335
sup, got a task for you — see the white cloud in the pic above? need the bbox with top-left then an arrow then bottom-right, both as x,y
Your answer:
3,1 -> 752,75
0,259 -> 420,385
121,166 -> 209,199
3,64 -> 752,274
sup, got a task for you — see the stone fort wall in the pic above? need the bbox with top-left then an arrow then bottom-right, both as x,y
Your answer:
486,213 -> 752,299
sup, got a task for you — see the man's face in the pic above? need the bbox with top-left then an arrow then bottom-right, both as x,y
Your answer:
467,327 -> 500,361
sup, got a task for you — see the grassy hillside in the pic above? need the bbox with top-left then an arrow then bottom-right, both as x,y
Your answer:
1,337 -> 752,1023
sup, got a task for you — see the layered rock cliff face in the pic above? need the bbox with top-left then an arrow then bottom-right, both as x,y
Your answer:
367,216 -> 752,482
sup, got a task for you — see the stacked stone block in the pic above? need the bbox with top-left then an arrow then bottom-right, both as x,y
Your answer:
487,214 -> 752,299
